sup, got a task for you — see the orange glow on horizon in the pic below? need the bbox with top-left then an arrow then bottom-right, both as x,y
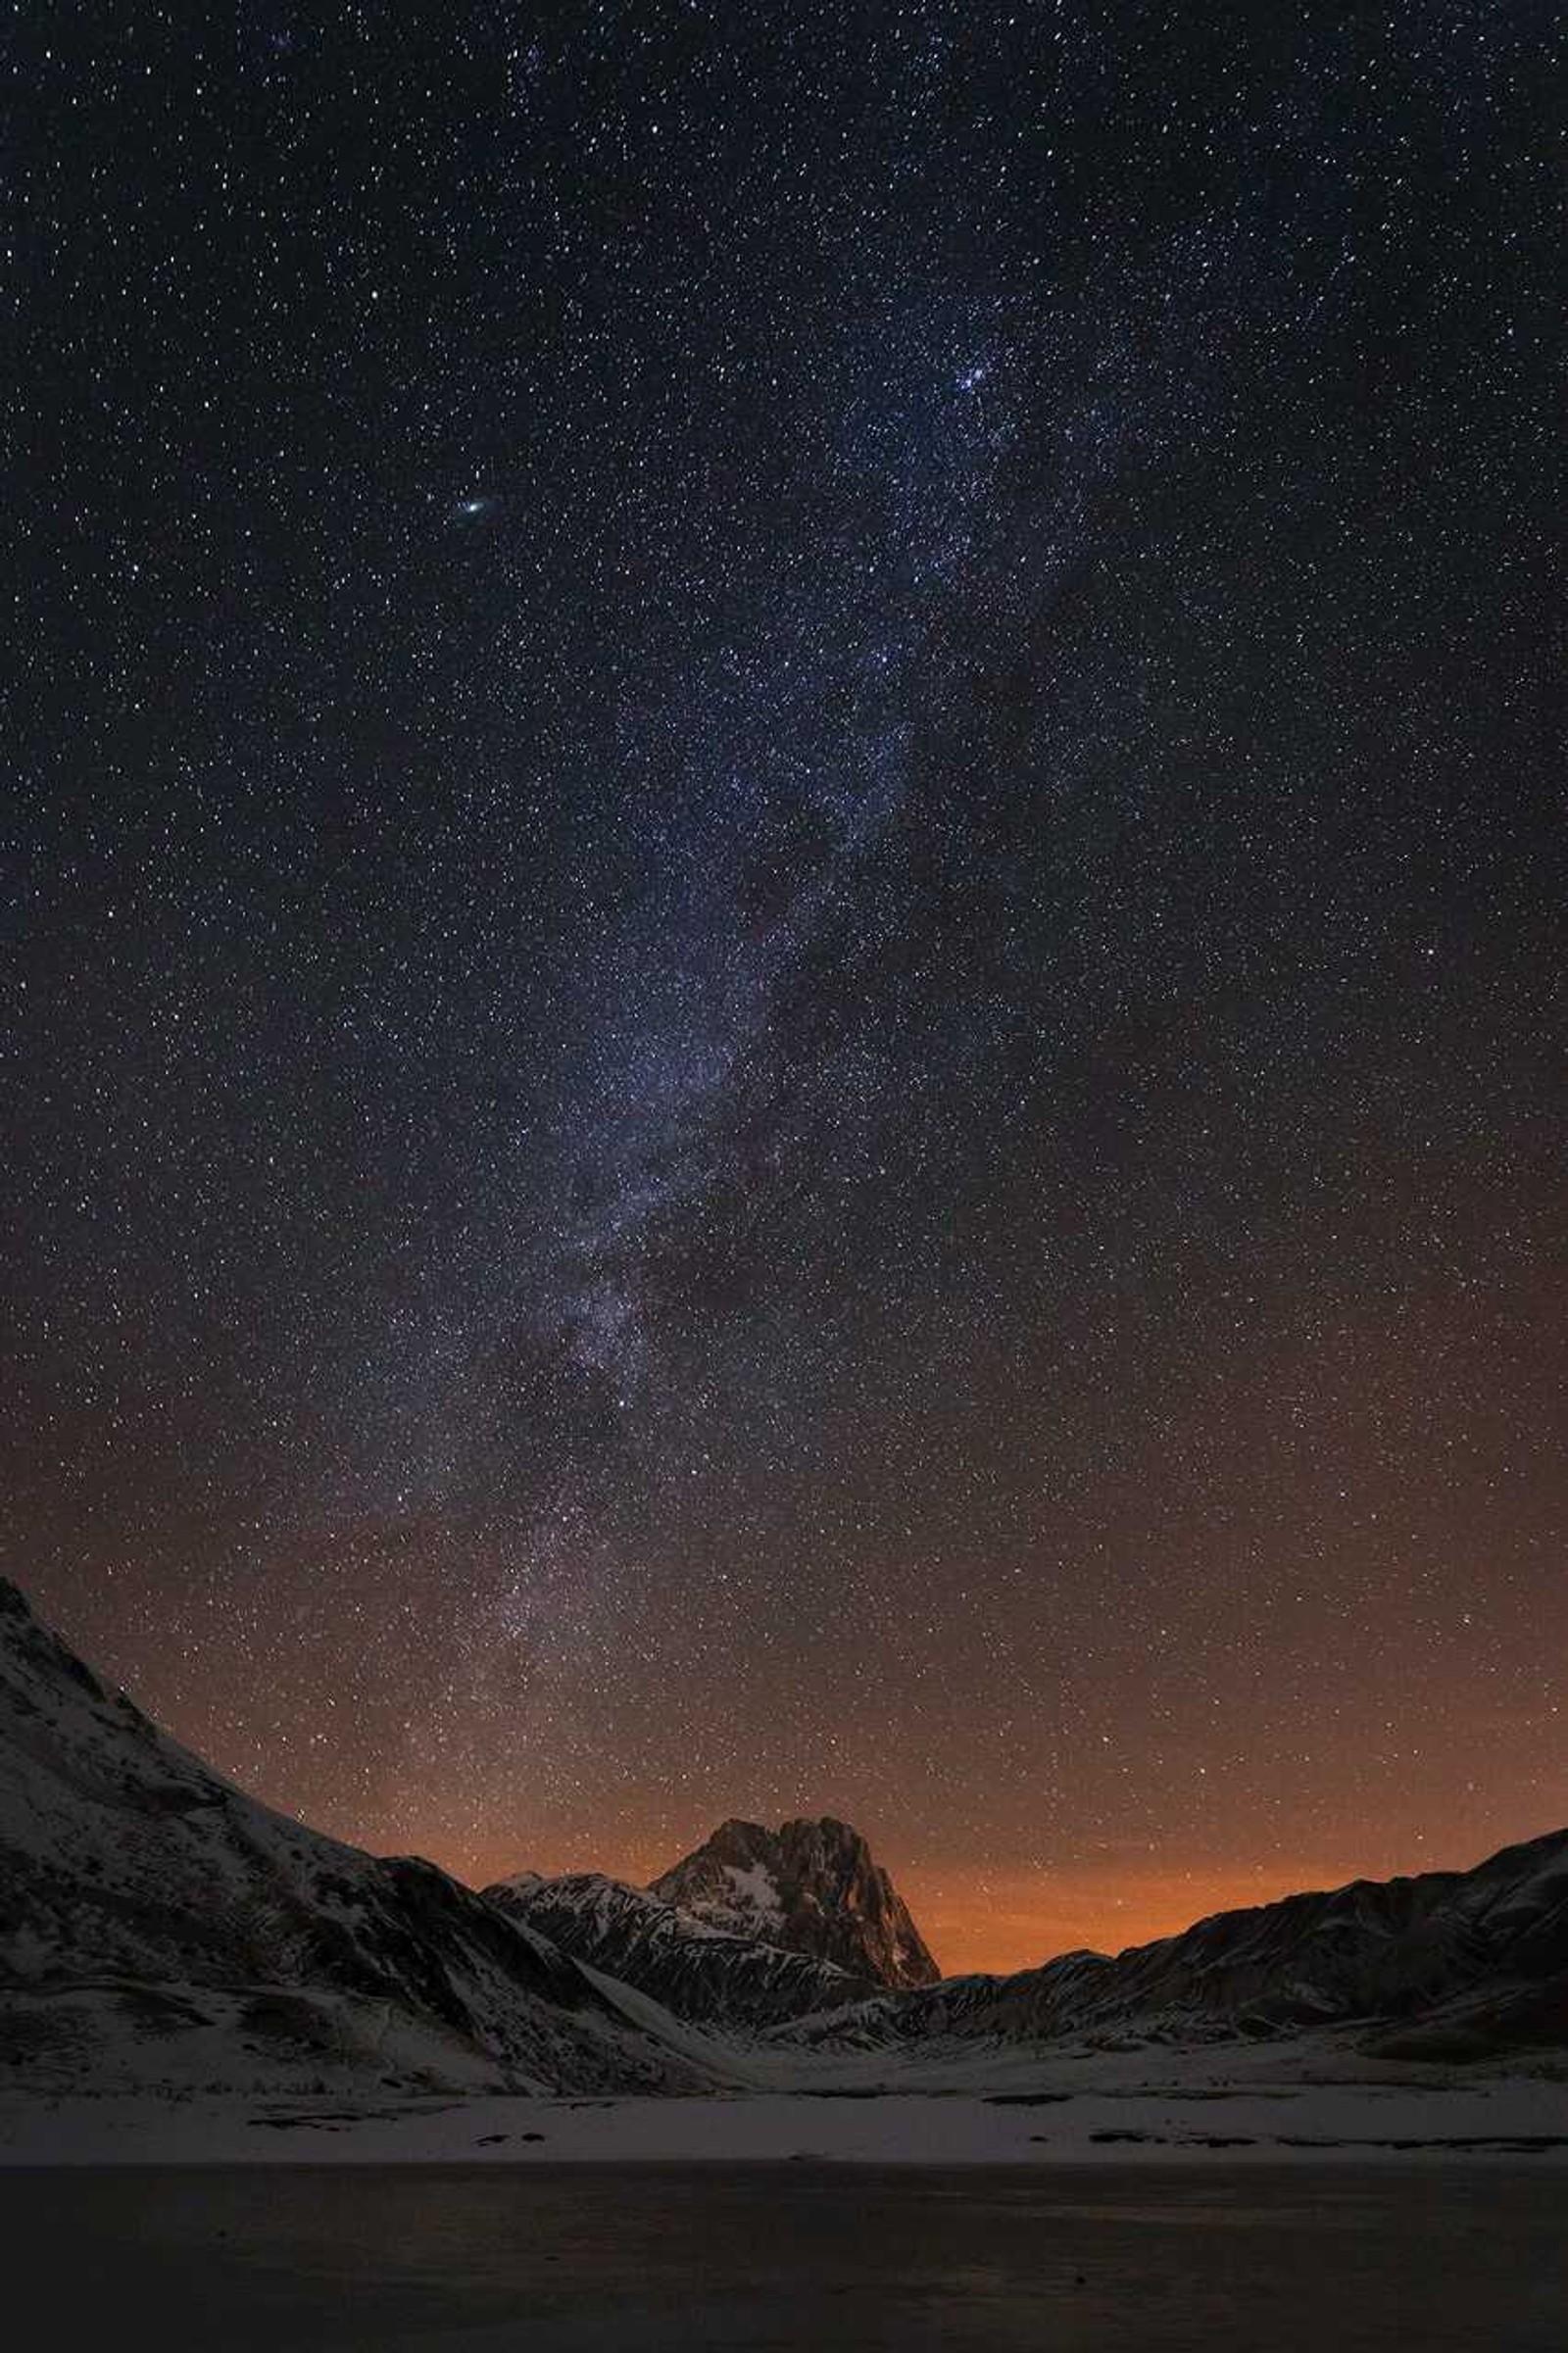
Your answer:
440,1832 -> 1370,1979
892,1859 -> 1363,1978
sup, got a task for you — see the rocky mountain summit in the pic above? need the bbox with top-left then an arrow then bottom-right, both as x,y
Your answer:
649,1814 -> 942,1989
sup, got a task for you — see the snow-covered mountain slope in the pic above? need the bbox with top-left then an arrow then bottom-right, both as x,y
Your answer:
0,1580 -> 709,2095
649,1816 -> 941,1989
483,1870 -> 874,2029
8,1572 -> 1560,2105
776,1831 -> 1568,2057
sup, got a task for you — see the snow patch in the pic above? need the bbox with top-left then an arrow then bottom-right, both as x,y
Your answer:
722,1862 -> 783,1921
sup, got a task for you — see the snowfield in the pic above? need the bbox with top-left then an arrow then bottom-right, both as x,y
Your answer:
5,2029 -> 1566,2166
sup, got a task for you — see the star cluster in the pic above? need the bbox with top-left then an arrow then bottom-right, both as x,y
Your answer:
3,2 -> 1561,1968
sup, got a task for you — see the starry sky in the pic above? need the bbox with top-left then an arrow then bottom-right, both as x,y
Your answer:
4,3 -> 1563,1973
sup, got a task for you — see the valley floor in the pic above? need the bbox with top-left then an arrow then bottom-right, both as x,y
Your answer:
4,2033 -> 1566,2166
1,2159 -> 1565,2350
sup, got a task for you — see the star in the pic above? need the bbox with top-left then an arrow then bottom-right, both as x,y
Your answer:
6,0 -> 1559,1968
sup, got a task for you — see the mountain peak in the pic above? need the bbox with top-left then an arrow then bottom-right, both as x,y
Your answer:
649,1814 -> 941,1988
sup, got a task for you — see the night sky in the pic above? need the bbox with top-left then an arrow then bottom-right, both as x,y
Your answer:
5,4 -> 1562,1972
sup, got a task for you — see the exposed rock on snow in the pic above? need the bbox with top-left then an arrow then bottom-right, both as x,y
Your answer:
483,1870 -> 875,2029
650,1816 -> 942,1989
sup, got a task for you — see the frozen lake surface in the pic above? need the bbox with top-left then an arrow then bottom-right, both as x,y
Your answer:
2,2162 -> 1565,2351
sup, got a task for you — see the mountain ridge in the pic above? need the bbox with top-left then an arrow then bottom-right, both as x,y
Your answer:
0,1577 -> 708,2095
3,1575 -> 1563,2088
483,1868 -> 877,2028
770,1825 -> 1568,2059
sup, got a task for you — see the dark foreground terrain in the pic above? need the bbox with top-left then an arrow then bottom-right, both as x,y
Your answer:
1,2163 -> 1564,2351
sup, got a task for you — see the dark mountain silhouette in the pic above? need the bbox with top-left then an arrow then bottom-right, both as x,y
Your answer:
776,1831 -> 1568,2059
0,1579 -> 708,2094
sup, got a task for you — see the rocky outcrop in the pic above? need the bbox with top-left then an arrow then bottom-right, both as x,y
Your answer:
649,1815 -> 941,1989
483,1870 -> 874,2029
